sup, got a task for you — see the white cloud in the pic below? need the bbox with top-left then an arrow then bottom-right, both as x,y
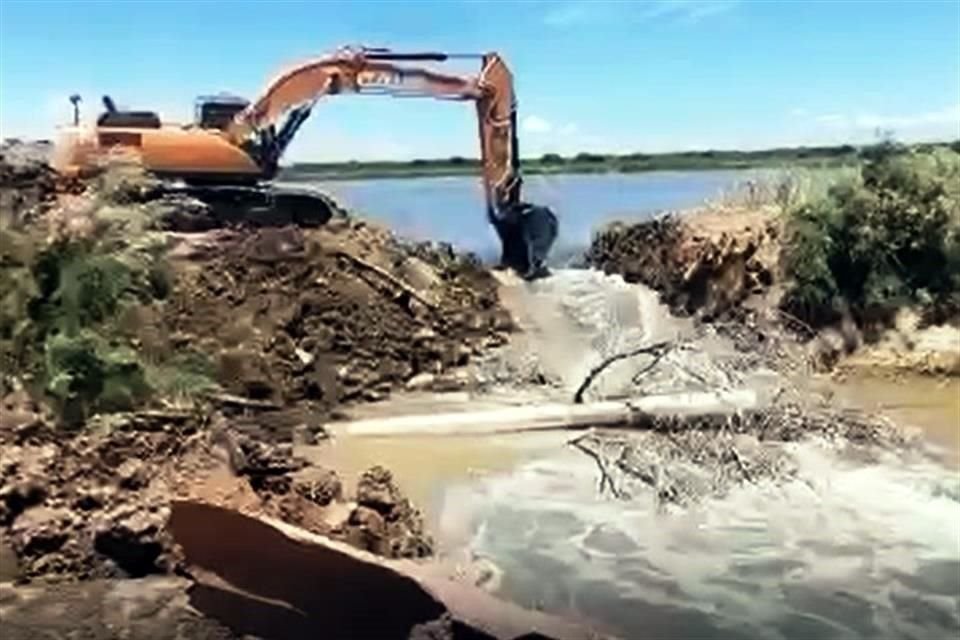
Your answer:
543,2 -> 590,27
809,104 -> 960,137
789,108 -> 809,118
522,115 -> 553,134
640,0 -> 740,24
544,0 -> 738,28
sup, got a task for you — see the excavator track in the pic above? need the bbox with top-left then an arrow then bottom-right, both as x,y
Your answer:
166,183 -> 341,229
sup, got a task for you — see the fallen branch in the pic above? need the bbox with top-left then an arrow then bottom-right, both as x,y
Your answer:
336,390 -> 759,437
573,341 -> 673,404
207,392 -> 281,411
335,250 -> 438,311
568,433 -> 622,498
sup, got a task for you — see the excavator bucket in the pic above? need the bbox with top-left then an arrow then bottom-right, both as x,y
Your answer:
492,202 -> 558,280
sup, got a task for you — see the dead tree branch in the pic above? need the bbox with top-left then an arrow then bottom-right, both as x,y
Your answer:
335,250 -> 439,311
573,341 -> 673,404
568,432 -> 623,498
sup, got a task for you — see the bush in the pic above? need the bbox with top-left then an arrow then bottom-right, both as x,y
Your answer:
45,331 -> 150,425
1,173 -> 215,422
782,145 -> 960,326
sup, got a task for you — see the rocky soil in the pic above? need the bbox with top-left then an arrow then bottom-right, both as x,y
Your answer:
0,389 -> 434,584
586,207 -> 781,321
161,222 -> 512,415
0,146 -> 504,585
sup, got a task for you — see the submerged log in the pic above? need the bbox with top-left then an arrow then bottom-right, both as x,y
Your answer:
337,390 -> 758,437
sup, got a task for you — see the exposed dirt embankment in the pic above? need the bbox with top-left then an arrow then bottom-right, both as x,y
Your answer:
0,392 -> 434,584
162,222 -> 513,414
586,207 -> 781,321
0,148 -> 505,583
586,206 -> 959,377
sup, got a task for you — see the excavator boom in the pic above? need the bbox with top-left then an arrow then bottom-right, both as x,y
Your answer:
53,46 -> 557,278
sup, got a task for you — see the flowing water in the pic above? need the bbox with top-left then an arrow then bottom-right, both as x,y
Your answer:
317,268 -> 960,640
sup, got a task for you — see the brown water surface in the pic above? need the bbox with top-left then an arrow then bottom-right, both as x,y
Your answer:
828,374 -> 960,464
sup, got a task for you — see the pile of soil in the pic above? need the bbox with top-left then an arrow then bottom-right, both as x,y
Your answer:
0,149 -> 504,583
0,392 -> 433,583
159,221 -> 513,416
586,208 -> 781,320
0,140 -> 59,223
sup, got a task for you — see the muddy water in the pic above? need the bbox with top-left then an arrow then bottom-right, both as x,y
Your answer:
828,375 -> 960,464
316,270 -> 960,639
443,441 -> 960,640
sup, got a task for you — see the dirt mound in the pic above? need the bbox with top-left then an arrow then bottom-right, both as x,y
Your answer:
0,150 -> 501,583
0,397 -> 433,583
0,140 -> 59,222
161,221 -> 513,413
586,208 -> 780,320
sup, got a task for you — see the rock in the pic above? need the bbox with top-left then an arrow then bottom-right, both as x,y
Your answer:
0,577 -> 241,640
414,327 -> 438,342
9,507 -> 74,557
291,467 -> 342,506
320,501 -> 355,531
346,505 -> 388,554
72,485 -> 117,512
116,459 -> 149,490
356,465 -> 401,514
0,477 -> 48,526
406,372 -> 436,391
432,370 -> 472,392
93,506 -> 172,577
294,347 -> 315,367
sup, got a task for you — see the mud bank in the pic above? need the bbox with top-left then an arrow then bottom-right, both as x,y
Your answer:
586,207 -> 780,321
0,399 -> 434,583
163,222 -> 512,416
586,205 -> 959,379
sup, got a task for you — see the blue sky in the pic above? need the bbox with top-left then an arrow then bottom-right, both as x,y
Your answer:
1,0 -> 958,162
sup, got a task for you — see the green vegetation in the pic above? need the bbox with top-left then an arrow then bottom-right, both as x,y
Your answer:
0,166 -> 214,425
277,142 -> 951,181
781,143 -> 960,328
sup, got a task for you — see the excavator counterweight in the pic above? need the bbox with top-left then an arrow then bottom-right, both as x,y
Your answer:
52,45 -> 557,278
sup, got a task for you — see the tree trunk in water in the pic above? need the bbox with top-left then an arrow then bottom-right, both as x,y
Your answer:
337,389 -> 758,437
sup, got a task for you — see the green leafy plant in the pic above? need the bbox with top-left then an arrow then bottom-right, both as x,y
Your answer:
782,145 -> 960,327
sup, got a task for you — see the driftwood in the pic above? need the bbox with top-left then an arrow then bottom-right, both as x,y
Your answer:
335,250 -> 439,311
573,341 -> 673,404
338,390 -> 758,437
207,392 -> 282,411
569,432 -> 624,499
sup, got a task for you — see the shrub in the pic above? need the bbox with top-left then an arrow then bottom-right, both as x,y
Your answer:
44,331 -> 150,425
781,145 -> 960,327
1,170 -> 215,422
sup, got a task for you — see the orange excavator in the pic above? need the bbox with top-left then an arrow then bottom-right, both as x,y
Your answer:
52,46 -> 557,278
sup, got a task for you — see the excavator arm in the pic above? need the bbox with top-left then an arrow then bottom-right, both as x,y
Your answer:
227,46 -> 557,278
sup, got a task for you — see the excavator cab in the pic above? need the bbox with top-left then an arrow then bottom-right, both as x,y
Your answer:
195,95 -> 250,131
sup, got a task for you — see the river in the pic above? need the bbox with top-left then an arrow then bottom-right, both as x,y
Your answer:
291,170 -> 752,260
308,267 -> 960,640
